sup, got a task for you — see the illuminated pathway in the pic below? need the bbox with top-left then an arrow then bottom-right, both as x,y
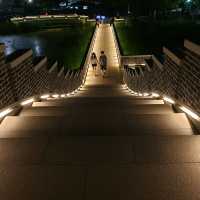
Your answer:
85,24 -> 121,86
0,24 -> 199,200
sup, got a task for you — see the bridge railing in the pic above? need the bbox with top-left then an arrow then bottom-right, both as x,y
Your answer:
123,40 -> 200,116
111,25 -> 122,67
11,14 -> 89,23
0,25 -> 98,119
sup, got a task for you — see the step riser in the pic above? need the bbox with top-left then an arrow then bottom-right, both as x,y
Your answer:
33,100 -> 164,107
0,114 -> 192,136
21,105 -> 173,116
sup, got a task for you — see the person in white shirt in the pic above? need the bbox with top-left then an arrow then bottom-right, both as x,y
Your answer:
90,52 -> 98,76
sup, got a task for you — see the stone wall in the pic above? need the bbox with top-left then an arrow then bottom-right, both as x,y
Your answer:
0,44 -> 15,109
0,26 -> 97,110
123,40 -> 200,115
0,46 -> 85,110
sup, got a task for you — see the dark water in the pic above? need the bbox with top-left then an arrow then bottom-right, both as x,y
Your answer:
0,26 -> 93,69
0,34 -> 45,57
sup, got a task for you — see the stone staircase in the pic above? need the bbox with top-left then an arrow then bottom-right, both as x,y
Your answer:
0,24 -> 199,199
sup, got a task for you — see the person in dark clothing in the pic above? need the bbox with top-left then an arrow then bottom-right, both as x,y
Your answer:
99,51 -> 107,78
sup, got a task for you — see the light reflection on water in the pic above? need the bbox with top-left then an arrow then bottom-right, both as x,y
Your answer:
0,35 -> 45,57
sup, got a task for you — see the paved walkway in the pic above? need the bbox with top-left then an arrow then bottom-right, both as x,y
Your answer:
85,24 -> 121,86
0,24 -> 198,200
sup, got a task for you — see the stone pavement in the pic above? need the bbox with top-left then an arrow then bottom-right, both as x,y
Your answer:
0,24 -> 199,200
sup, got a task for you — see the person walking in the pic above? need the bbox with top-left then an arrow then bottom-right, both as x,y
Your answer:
96,19 -> 100,28
90,52 -> 98,76
99,51 -> 107,78
110,17 -> 114,26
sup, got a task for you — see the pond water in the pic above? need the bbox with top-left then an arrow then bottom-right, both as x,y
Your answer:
0,25 -> 94,69
0,34 -> 46,56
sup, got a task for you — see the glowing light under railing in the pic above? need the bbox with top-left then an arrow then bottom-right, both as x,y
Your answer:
40,94 -> 50,99
52,94 -> 59,98
163,96 -> 175,104
180,106 -> 200,120
138,93 -> 143,97
0,108 -> 13,118
128,88 -> 132,92
61,94 -> 66,98
122,84 -> 127,89
152,93 -> 160,98
21,98 -> 34,106
143,93 -> 150,97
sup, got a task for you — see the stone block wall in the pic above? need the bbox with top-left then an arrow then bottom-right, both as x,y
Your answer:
0,45 -> 15,109
177,40 -> 200,114
0,26 -> 96,110
123,40 -> 200,114
0,46 -> 86,110
7,49 -> 35,101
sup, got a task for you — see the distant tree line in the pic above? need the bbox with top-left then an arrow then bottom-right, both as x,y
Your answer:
101,0 -> 200,16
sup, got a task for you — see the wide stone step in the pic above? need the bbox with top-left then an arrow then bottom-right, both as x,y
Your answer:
0,135 -> 199,164
0,165 -> 84,200
0,114 -> 193,136
85,163 -> 200,200
44,135 -> 200,164
33,99 -> 164,107
20,104 -> 173,116
0,163 -> 200,199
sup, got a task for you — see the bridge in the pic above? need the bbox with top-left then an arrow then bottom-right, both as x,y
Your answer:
0,24 -> 200,199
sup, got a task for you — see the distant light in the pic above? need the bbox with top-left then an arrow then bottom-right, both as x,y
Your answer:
40,94 -> 50,99
61,94 -> 66,98
96,16 -> 101,20
0,108 -> 13,118
163,96 -> 175,104
59,2 -> 67,7
21,98 -> 34,106
180,106 -> 200,120
28,0 -> 33,3
83,6 -> 88,10
75,6 -> 79,10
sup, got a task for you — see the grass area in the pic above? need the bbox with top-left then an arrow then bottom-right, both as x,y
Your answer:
115,19 -> 200,56
31,22 -> 95,69
0,21 -> 95,69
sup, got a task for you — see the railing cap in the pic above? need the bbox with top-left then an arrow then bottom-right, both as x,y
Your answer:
34,57 -> 47,72
184,39 -> 200,56
6,49 -> 33,68
163,47 -> 182,66
48,61 -> 58,73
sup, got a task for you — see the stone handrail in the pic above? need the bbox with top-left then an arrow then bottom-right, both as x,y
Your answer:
82,26 -> 98,84
111,25 -> 122,66
112,24 -> 200,116
122,40 -> 200,115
